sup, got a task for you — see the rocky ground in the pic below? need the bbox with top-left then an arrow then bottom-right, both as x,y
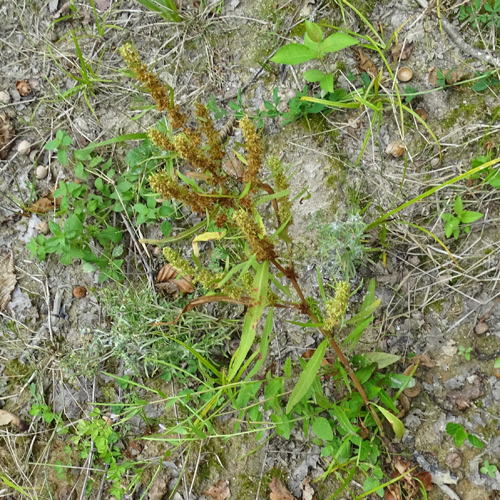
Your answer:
1,0 -> 500,499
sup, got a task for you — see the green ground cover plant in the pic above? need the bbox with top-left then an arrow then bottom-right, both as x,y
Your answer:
459,0 -> 500,29
27,131 -> 180,281
440,196 -> 483,240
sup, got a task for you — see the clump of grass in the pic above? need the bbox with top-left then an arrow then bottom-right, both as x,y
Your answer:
61,286 -> 239,378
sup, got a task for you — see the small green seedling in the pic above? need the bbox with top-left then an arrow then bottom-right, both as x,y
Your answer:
44,130 -> 73,166
458,345 -> 473,361
446,422 -> 484,448
441,196 -> 483,239
480,460 -> 498,478
270,20 -> 358,66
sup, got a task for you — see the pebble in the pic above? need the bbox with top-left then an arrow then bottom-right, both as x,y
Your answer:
10,89 -> 21,103
475,322 -> 488,334
36,165 -> 48,179
17,140 -> 31,155
36,221 -> 49,235
445,452 -> 462,469
0,91 -> 10,104
430,158 -> 440,168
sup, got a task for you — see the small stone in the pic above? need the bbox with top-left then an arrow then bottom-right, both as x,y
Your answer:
0,91 -> 10,104
475,322 -> 488,334
430,158 -> 440,168
73,286 -> 87,299
153,246 -> 161,256
10,89 -> 21,103
36,165 -> 48,179
28,78 -> 39,90
17,140 -> 31,155
446,452 -> 462,469
48,0 -> 59,13
36,221 -> 49,235
494,368 -> 500,379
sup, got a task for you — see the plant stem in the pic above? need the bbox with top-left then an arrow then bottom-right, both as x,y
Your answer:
272,257 -> 386,436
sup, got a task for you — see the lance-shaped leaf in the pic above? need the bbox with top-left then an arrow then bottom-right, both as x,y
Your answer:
229,260 -> 269,380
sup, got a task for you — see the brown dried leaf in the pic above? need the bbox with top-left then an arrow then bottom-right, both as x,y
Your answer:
224,152 -> 243,178
156,263 -> 194,294
16,80 -> 31,96
385,484 -> 401,500
391,41 -> 414,61
414,471 -> 433,491
354,48 -> 377,78
205,480 -> 231,500
411,354 -> 436,368
0,409 -> 28,430
0,252 -> 16,311
302,349 -> 332,366
403,383 -> 421,398
156,263 -> 177,282
428,67 -> 467,86
270,477 -> 295,500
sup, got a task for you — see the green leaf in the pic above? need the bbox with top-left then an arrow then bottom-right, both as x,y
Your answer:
312,417 -> 333,441
161,220 -> 172,236
330,405 -> 357,435
385,373 -> 415,389
446,422 -> 468,447
244,306 -> 273,381
61,134 -> 73,147
495,356 -> 500,369
319,73 -> 334,93
372,403 -> 405,439
363,352 -> 400,369
229,261 -> 269,381
321,32 -> 358,53
64,215 -> 84,239
303,69 -> 326,82
460,211 -> 483,223
286,339 -> 327,414
467,434 -> 484,448
45,139 -> 60,150
363,477 -> 384,498
57,148 -> 67,166
97,227 -> 123,245
270,44 -> 317,65
454,196 -> 464,215
305,20 -> 323,42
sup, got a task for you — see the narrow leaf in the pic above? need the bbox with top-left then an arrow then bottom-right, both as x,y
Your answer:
372,403 -> 405,439
286,339 -> 327,414
229,261 -> 269,380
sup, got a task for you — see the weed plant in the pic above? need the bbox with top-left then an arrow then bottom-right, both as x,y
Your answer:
110,41 -> 418,498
